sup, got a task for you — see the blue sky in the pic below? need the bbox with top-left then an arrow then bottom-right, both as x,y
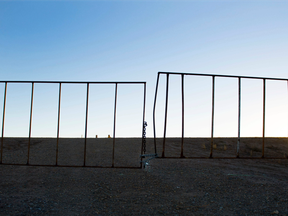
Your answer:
0,0 -> 287,137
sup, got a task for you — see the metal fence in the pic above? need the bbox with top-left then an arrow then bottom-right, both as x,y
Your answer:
0,81 -> 146,168
153,71 -> 288,159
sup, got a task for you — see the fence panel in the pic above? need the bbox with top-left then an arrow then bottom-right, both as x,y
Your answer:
0,81 -> 146,168
153,72 -> 288,159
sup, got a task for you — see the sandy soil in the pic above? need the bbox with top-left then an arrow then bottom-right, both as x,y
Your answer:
1,137 -> 287,166
0,137 -> 288,215
154,137 -> 288,158
1,138 -> 143,168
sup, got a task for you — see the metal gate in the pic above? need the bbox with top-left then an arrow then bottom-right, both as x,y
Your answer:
153,71 -> 288,159
0,81 -> 146,168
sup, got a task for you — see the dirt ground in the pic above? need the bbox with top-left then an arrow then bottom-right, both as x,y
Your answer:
0,138 -> 288,215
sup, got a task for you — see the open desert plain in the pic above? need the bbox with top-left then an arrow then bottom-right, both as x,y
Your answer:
0,137 -> 288,215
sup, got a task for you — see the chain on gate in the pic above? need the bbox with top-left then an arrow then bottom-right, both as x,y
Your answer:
140,121 -> 157,168
142,121 -> 147,154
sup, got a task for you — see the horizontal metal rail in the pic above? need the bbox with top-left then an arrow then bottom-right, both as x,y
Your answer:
0,81 -> 146,168
156,157 -> 288,159
158,71 -> 288,81
153,71 -> 288,159
0,81 -> 145,84
0,163 -> 141,169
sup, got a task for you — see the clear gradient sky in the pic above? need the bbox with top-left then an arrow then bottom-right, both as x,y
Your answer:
0,0 -> 288,138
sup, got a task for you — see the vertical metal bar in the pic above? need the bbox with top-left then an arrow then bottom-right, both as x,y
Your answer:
237,78 -> 241,158
153,73 -> 160,155
140,83 -> 146,167
210,76 -> 215,158
56,83 -> 61,165
0,82 -> 7,164
27,82 -> 34,164
162,74 -> 169,158
181,74 -> 184,158
84,83 -> 89,166
287,81 -> 288,159
262,79 -> 266,158
112,83 -> 118,167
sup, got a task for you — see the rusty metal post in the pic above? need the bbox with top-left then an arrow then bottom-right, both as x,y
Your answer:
56,83 -> 61,165
0,82 -> 7,164
181,74 -> 185,158
262,79 -> 266,158
27,82 -> 34,164
140,83 -> 147,167
112,83 -> 118,167
84,83 -> 89,166
153,73 -> 160,155
237,77 -> 241,158
162,74 -> 169,158
210,76 -> 215,158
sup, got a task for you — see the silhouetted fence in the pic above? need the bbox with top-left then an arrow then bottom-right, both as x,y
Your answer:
153,72 -> 288,159
0,81 -> 146,168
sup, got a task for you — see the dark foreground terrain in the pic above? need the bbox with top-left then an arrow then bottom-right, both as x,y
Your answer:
0,138 -> 287,215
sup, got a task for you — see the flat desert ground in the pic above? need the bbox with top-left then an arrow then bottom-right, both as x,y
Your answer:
0,137 -> 288,215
